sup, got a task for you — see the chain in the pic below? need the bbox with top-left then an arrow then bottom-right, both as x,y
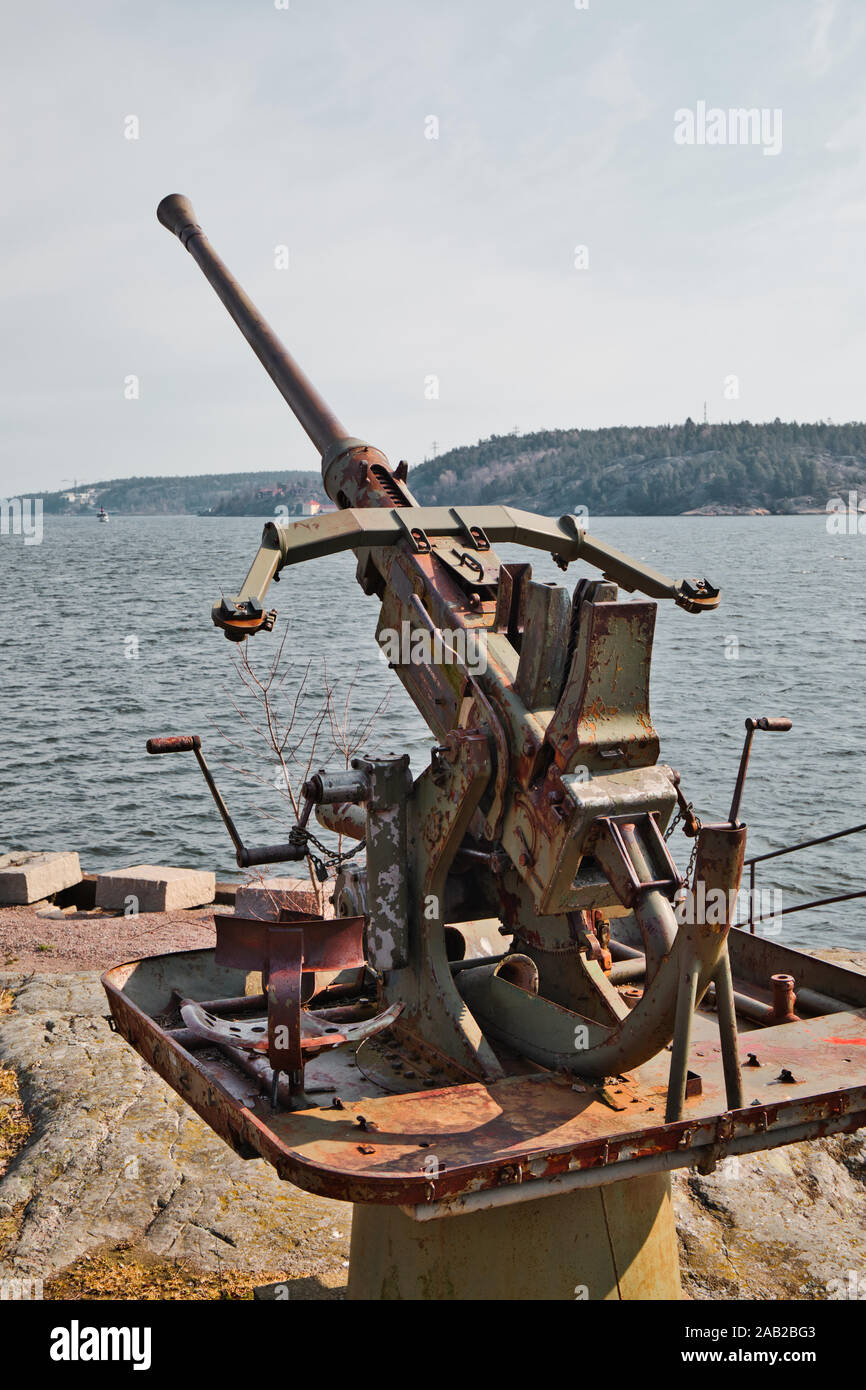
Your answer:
664,801 -> 701,889
288,824 -> 366,882
684,837 -> 699,889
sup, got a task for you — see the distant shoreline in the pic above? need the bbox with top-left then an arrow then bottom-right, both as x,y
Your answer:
37,421 -> 866,521
47,507 -> 833,519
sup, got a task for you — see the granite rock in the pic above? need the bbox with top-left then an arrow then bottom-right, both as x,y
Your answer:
0,853 -> 82,906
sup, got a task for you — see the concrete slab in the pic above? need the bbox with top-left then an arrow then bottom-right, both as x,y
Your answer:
95,864 -> 215,913
0,851 -> 82,905
234,877 -> 328,921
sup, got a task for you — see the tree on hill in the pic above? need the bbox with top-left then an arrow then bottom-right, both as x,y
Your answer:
407,420 -> 866,515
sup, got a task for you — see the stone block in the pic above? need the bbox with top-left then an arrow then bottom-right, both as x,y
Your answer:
94,864 -> 215,913
0,851 -> 82,905
234,877 -> 328,921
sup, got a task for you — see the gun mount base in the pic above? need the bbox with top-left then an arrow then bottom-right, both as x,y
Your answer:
347,1169 -> 679,1300
103,931 -> 866,1298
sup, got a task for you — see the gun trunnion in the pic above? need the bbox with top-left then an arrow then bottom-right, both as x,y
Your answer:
103,197 -> 866,1300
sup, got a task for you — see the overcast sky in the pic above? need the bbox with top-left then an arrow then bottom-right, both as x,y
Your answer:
3,0 -> 865,493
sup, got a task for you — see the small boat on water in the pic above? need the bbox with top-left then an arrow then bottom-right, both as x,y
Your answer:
97,505 -> 108,523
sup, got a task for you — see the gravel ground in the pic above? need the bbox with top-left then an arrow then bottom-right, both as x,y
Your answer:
0,904 -> 217,974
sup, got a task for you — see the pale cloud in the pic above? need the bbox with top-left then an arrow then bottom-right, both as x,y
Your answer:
0,0 -> 864,494
585,38 -> 651,116
825,101 -> 866,153
807,0 -> 838,77
833,198 -> 866,222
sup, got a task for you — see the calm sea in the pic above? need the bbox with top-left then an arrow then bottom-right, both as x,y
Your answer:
2,514 -> 864,950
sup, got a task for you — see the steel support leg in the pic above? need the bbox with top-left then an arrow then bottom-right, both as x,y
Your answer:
665,954 -> 699,1123
711,948 -> 744,1110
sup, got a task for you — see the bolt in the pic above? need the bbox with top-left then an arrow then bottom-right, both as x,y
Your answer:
744,1053 -> 760,1068
777,1068 -> 797,1084
331,1096 -> 344,1109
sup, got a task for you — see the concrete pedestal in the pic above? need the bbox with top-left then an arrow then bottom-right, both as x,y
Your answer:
347,1172 -> 680,1300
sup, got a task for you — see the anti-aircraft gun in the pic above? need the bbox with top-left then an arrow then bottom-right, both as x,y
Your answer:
104,196 -> 866,1300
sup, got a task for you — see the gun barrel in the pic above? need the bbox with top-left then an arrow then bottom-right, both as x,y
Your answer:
157,194 -> 349,457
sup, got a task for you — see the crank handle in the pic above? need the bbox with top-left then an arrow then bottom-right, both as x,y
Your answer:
237,841 -> 308,869
729,715 -> 793,826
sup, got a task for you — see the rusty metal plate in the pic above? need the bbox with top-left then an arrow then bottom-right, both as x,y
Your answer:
214,913 -> 366,972
103,949 -> 866,1209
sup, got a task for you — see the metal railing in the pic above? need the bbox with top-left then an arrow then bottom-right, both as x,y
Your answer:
740,821 -> 866,932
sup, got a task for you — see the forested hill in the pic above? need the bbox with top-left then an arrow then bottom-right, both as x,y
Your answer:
40,421 -> 866,517
406,420 -> 866,516
42,470 -> 325,516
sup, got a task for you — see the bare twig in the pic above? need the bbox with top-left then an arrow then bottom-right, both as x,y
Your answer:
209,631 -> 387,914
